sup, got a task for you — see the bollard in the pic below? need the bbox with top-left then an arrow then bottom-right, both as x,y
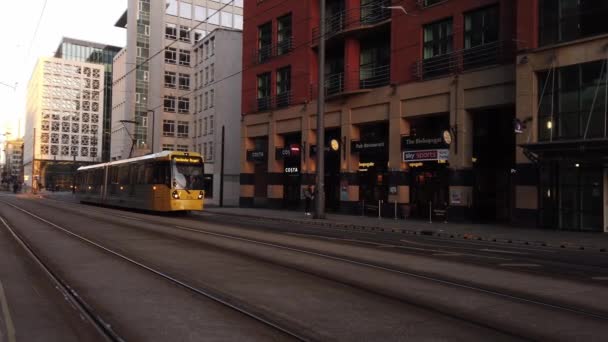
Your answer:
429,201 -> 433,224
362,200 -> 365,216
394,201 -> 397,220
378,200 -> 382,219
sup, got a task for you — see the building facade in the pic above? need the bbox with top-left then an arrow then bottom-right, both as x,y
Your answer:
241,0 -> 608,232
190,28 -> 242,206
111,0 -> 244,161
24,57 -> 105,190
3,138 -> 24,184
54,38 -> 122,162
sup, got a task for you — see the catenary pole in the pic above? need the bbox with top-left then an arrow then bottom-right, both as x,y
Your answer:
315,0 -> 326,219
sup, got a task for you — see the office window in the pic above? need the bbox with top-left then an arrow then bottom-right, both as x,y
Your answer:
194,72 -> 198,89
276,66 -> 291,107
165,47 -> 177,64
164,71 -> 176,88
205,42 -> 210,59
211,38 -> 215,55
178,73 -> 190,90
165,23 -> 177,39
210,63 -> 215,81
221,11 -> 233,27
234,0 -> 243,7
199,71 -> 204,87
277,14 -> 293,55
257,72 -> 271,110
198,119 -> 202,137
209,115 -> 214,134
194,6 -> 206,21
203,143 -> 208,159
177,144 -> 189,152
210,89 -> 214,107
204,92 -> 208,109
198,94 -> 203,112
258,22 -> 272,62
194,119 -> 198,137
464,6 -> 499,49
234,14 -> 243,29
162,144 -> 174,151
179,49 -> 190,66
179,25 -> 190,42
166,0 -> 177,15
204,117 -> 208,135
164,96 -> 176,112
194,29 -> 206,42
163,120 -> 175,137
540,0 -> 608,46
177,121 -> 189,138
194,96 -> 198,114
424,18 -> 453,59
179,2 -> 192,19
205,67 -> 209,84
178,97 -> 190,113
208,141 -> 214,161
209,10 -> 219,25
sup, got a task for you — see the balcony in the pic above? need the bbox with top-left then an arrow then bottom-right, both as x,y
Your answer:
325,64 -> 390,97
254,37 -> 294,64
411,40 -> 515,80
256,90 -> 294,112
312,0 -> 391,46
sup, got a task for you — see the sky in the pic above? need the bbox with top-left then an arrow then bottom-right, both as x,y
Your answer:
0,0 -> 126,141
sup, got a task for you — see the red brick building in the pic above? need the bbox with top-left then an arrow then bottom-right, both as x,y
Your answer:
240,0 -> 608,232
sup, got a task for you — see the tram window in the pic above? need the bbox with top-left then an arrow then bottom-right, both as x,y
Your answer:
135,164 -> 146,184
118,165 -> 130,184
144,163 -> 155,184
109,166 -> 119,184
153,162 -> 171,186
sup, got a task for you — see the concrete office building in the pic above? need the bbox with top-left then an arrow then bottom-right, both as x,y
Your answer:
24,57 -> 105,190
3,138 -> 24,184
54,38 -> 122,162
240,0 -> 608,232
111,0 -> 244,160
190,28 -> 242,206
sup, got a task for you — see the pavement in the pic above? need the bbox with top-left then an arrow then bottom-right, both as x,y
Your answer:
203,206 -> 608,253
33,190 -> 608,252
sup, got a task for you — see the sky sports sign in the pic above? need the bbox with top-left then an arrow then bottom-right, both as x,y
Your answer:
403,149 -> 449,162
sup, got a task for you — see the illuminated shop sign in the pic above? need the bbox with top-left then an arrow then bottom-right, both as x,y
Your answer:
246,150 -> 266,162
284,167 -> 299,174
403,149 -> 449,162
275,145 -> 301,160
351,140 -> 386,152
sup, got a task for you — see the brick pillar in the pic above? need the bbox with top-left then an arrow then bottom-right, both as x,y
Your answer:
344,38 -> 361,92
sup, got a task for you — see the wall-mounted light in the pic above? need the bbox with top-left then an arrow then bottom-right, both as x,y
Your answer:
546,120 -> 553,130
575,163 -> 580,168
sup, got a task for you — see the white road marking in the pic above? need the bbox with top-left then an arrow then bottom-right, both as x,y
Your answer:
480,249 -> 529,255
499,263 -> 542,267
0,281 -> 17,342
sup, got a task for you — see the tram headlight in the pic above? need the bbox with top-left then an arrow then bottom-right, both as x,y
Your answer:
198,191 -> 204,200
172,190 -> 180,199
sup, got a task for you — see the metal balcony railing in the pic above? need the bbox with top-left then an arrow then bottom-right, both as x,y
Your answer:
256,90 -> 293,111
254,37 -> 294,64
411,40 -> 515,80
312,0 -> 392,44
324,64 -> 390,96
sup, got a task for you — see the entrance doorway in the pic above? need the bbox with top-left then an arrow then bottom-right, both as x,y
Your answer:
410,166 -> 449,219
472,108 -> 515,222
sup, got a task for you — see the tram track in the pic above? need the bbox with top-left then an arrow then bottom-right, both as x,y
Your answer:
0,199 -> 311,342
0,215 -> 124,342
10,196 -> 608,340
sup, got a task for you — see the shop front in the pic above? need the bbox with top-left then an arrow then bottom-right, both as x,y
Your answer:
311,128 -> 342,211
246,136 -> 268,207
402,132 -> 451,219
353,123 -> 389,208
276,133 -> 302,209
524,140 -> 608,232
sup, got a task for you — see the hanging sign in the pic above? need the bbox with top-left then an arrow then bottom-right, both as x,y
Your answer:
275,145 -> 301,160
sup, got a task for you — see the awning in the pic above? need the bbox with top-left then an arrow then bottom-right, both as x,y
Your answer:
521,138 -> 608,162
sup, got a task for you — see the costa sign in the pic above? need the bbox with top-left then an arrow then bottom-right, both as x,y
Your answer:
403,149 -> 449,162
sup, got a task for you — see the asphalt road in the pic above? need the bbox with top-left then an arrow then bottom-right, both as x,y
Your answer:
1,193 -> 607,341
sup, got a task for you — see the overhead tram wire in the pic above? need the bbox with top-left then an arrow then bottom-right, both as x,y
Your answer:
145,0 -> 412,114
25,0 -> 49,64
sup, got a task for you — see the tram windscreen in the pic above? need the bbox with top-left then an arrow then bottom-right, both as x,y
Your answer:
171,156 -> 205,190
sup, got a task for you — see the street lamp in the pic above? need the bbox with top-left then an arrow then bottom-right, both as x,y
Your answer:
119,120 -> 137,158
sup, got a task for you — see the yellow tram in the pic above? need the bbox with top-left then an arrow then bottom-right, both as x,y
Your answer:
75,151 -> 205,212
